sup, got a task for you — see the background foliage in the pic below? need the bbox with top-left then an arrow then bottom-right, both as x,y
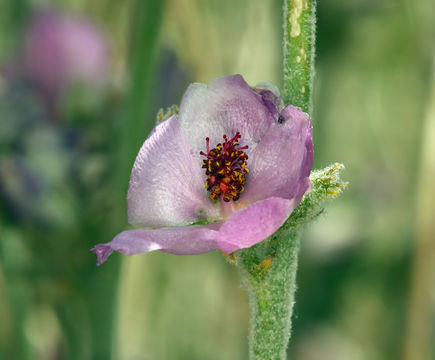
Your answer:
0,0 -> 434,359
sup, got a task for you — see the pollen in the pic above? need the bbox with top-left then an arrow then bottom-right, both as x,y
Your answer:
200,132 -> 249,202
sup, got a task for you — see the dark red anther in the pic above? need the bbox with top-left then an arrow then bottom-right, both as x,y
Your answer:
200,132 -> 249,202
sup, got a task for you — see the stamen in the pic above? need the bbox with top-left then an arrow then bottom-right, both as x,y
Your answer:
200,132 -> 249,202
206,137 -> 210,153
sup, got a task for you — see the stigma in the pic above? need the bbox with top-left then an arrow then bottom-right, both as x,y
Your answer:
200,132 -> 249,202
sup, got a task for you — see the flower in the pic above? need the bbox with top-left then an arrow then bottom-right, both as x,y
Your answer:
92,75 -> 313,265
24,10 -> 109,99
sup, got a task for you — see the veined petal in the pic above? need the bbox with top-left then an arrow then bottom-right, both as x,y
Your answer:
178,75 -> 276,158
92,222 -> 223,265
128,115 -> 219,228
217,197 -> 297,254
241,105 -> 313,204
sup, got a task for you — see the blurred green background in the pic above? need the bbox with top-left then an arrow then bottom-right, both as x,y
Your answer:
0,0 -> 434,359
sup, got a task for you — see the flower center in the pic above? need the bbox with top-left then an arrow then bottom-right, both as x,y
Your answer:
200,132 -> 249,202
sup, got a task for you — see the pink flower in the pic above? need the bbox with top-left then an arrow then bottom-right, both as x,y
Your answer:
92,75 -> 313,265
24,10 -> 109,98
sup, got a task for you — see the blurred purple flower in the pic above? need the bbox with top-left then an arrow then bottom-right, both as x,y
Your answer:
24,10 -> 109,101
93,75 -> 313,265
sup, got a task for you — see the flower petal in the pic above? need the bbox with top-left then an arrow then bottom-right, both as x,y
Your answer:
217,197 -> 297,254
254,81 -> 285,115
241,105 -> 313,204
178,75 -> 277,157
92,222 -> 223,265
128,115 -> 219,228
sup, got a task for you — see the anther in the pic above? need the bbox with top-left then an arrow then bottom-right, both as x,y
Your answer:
200,132 -> 249,202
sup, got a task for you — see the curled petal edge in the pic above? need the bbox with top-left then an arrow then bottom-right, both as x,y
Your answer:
91,222 -> 222,266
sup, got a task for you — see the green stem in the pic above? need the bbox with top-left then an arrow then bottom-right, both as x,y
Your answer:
282,0 -> 316,113
89,256 -> 121,360
403,51 -> 435,360
236,1 -> 318,358
236,165 -> 346,360
237,230 -> 301,360
115,0 -> 164,199
4,280 -> 33,360
56,299 -> 92,360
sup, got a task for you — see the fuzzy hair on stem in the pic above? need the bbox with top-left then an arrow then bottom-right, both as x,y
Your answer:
282,0 -> 317,114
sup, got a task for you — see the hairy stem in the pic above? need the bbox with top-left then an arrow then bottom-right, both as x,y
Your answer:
236,165 -> 346,360
282,0 -> 316,113
238,230 -> 301,360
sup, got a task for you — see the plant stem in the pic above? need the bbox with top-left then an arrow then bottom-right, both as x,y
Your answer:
237,1 -> 318,358
403,51 -> 435,360
282,0 -> 316,113
115,0 -> 164,199
238,230 -> 301,360
236,165 -> 346,360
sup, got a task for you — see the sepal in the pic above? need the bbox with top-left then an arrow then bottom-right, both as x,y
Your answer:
284,163 -> 347,230
155,105 -> 179,124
